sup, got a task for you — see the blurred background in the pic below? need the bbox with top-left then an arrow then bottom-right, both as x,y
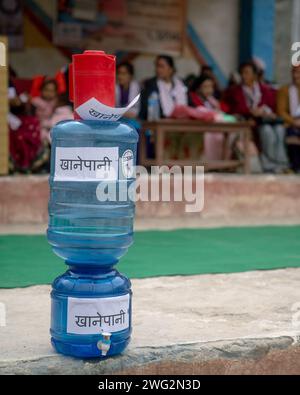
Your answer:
0,0 -> 300,229
1,0 -> 300,176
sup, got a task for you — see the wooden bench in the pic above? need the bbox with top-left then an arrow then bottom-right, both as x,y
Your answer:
140,119 -> 252,173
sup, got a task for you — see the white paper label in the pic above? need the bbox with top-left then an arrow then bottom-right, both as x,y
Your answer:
67,294 -> 130,334
75,94 -> 140,121
121,149 -> 134,178
54,147 -> 119,181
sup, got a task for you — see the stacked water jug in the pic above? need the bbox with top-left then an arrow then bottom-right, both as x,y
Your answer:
47,51 -> 138,358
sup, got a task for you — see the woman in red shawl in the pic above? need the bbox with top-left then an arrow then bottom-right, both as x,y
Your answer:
226,62 -> 289,173
8,81 -> 42,173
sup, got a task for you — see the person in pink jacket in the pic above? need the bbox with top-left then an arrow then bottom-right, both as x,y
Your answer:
31,79 -> 59,143
43,94 -> 73,143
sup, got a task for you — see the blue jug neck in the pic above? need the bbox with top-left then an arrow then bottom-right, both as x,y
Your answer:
67,263 -> 117,276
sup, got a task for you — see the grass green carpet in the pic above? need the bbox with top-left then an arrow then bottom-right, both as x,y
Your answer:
1,226 -> 300,288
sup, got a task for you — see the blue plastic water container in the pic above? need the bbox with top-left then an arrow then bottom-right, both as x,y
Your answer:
47,119 -> 138,358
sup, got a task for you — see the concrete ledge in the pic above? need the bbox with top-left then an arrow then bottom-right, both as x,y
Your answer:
1,174 -> 300,224
1,337 -> 300,375
1,269 -> 300,375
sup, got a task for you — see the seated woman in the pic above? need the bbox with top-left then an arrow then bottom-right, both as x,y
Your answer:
189,74 -> 229,161
200,65 -> 222,100
189,74 -> 228,111
116,62 -> 140,118
115,62 -> 141,162
226,61 -> 289,173
140,55 -> 204,160
139,54 -> 187,120
277,65 -> 300,173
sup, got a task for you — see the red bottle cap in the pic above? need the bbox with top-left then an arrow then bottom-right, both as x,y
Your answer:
69,50 -> 116,119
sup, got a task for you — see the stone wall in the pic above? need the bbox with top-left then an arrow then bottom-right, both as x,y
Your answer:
1,175 -> 300,224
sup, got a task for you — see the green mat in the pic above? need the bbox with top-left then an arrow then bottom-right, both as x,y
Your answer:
1,226 -> 300,288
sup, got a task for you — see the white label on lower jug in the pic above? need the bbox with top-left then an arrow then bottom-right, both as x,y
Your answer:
54,147 -> 119,181
67,294 -> 130,334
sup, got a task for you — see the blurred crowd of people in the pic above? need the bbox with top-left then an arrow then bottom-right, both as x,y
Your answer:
8,67 -> 73,173
7,54 -> 300,174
